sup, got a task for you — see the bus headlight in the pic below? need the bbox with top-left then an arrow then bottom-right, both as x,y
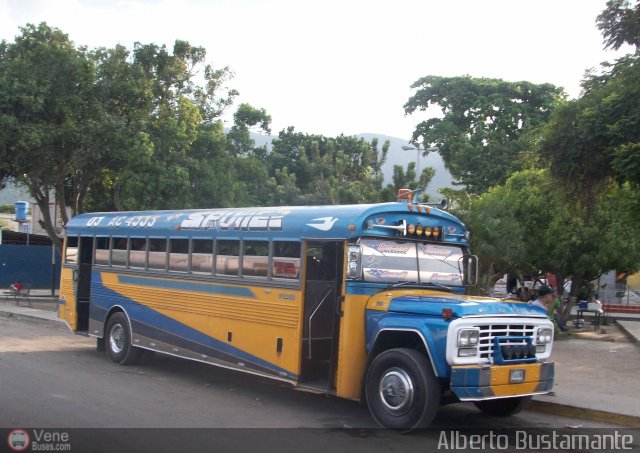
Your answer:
536,328 -> 553,344
457,329 -> 479,347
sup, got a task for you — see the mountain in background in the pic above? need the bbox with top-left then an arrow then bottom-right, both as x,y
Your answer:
0,132 -> 454,205
358,133 -> 453,199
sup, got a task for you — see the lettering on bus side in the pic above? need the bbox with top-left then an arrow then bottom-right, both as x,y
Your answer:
180,209 -> 289,232
85,215 -> 159,229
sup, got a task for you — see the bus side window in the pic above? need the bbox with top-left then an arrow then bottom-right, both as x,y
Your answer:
216,240 -> 239,276
111,237 -> 127,267
95,237 -> 110,265
148,239 -> 167,271
273,241 -> 300,279
65,236 -> 79,264
192,239 -> 213,274
169,239 -> 189,272
243,240 -> 268,277
129,237 -> 147,269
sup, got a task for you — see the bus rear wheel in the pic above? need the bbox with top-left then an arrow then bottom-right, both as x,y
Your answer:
105,312 -> 141,365
473,396 -> 532,416
365,348 -> 440,431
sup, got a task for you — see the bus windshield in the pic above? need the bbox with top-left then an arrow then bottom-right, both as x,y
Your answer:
360,238 -> 464,287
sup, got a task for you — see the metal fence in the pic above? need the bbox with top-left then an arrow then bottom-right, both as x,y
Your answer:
596,288 -> 640,305
0,244 -> 60,289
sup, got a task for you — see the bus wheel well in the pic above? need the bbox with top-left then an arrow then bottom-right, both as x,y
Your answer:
369,330 -> 429,359
362,330 -> 438,403
103,307 -> 126,337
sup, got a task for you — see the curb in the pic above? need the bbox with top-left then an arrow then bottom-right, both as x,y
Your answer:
529,400 -> 640,427
616,320 -> 640,346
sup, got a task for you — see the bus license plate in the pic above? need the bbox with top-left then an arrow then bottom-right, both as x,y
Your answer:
510,369 -> 525,383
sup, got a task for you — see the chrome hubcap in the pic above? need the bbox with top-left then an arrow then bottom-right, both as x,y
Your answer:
109,324 -> 125,354
379,368 -> 414,414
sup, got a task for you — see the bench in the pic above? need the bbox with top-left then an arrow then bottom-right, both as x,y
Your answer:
4,284 -> 32,307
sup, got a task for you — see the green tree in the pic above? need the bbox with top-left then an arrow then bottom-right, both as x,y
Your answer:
80,44 -> 155,213
0,23 -> 95,247
380,163 -> 436,203
226,103 -> 271,158
0,23 -> 257,248
467,170 -> 640,315
404,76 -> 564,194
268,128 -> 389,204
107,41 -> 238,211
597,0 -> 640,51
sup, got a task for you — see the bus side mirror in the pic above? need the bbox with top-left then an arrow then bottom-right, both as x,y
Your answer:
346,245 -> 362,279
459,255 -> 478,287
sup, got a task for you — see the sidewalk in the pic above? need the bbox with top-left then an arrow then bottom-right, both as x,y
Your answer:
0,295 -> 60,323
1,298 -> 639,427
531,319 -> 640,427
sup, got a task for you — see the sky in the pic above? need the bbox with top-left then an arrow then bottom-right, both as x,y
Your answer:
0,0 -> 630,140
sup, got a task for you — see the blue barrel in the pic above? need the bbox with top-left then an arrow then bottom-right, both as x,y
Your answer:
14,201 -> 29,222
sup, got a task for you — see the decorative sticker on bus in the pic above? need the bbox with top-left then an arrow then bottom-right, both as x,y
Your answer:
419,244 -> 455,259
306,217 -> 339,231
424,272 -> 463,283
179,209 -> 290,232
273,259 -> 300,278
365,269 -> 410,281
366,241 -> 413,255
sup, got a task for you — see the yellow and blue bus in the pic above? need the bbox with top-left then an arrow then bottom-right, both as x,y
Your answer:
58,193 -> 554,429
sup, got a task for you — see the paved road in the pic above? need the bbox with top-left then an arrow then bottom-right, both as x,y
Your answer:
0,314 -> 634,452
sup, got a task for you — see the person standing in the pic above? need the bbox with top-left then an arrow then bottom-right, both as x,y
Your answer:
529,285 -> 554,312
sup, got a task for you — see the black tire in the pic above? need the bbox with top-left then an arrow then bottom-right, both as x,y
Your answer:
365,348 -> 440,431
105,312 -> 141,365
473,396 -> 532,416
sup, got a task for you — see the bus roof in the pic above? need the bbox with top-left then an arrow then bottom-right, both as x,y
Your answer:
65,202 -> 468,244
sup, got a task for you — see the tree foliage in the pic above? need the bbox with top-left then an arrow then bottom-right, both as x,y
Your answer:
404,76 -> 564,194
467,170 -> 640,298
597,0 -> 640,51
539,55 -> 640,205
267,128 -> 389,205
0,23 -> 95,247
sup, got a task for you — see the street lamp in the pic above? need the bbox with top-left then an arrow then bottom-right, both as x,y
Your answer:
401,144 -> 439,177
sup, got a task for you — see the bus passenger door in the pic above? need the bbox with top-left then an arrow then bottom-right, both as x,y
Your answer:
74,237 -> 92,332
61,236 -> 91,332
301,241 -> 344,391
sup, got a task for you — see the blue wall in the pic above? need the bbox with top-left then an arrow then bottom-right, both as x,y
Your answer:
0,245 -> 61,289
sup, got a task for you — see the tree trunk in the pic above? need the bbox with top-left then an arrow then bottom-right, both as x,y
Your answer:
28,183 -> 62,252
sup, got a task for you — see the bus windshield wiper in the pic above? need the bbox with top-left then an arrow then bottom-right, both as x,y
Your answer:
390,281 -> 452,292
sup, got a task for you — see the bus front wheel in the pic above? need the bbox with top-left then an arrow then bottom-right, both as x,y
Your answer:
105,312 -> 141,365
365,348 -> 440,431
